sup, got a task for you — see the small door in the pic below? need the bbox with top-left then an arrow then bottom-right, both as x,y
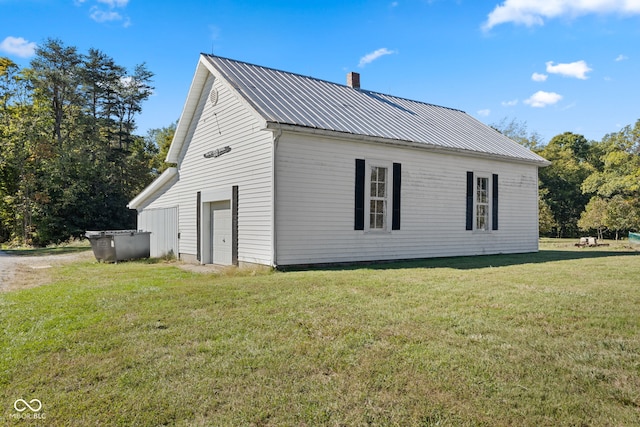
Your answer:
210,200 -> 232,265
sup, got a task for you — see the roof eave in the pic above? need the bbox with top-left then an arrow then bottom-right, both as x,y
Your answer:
265,122 -> 551,167
166,58 -> 212,164
127,167 -> 178,210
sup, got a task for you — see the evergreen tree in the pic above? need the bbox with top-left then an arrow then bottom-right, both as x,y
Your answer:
0,39 -> 156,245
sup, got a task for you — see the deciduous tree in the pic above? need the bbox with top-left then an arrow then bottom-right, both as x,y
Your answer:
578,197 -> 608,240
580,120 -> 640,239
538,132 -> 595,237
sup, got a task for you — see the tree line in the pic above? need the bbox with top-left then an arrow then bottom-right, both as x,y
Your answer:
495,118 -> 640,239
0,39 -> 166,246
1,39 -> 638,246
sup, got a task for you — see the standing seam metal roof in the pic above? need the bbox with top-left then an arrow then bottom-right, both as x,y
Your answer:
203,54 -> 549,165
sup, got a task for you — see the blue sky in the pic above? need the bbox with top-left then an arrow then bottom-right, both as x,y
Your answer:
1,0 -> 639,143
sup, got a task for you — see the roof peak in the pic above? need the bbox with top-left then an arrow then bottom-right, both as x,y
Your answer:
197,53 -> 547,165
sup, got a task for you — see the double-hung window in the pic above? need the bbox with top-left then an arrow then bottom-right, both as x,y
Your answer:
476,176 -> 490,231
466,171 -> 498,232
355,159 -> 401,232
369,166 -> 387,230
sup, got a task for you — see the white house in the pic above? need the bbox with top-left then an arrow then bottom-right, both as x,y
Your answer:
128,54 -> 550,267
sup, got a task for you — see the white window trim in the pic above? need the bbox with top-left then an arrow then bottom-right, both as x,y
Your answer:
473,172 -> 492,233
365,160 -> 394,233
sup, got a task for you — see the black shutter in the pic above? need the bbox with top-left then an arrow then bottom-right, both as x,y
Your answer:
392,163 -> 401,230
196,191 -> 201,261
232,185 -> 239,266
354,159 -> 365,230
492,174 -> 499,230
466,171 -> 474,230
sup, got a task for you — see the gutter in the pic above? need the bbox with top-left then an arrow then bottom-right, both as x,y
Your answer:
264,122 -> 551,167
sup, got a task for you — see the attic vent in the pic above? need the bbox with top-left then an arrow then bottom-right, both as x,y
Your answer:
347,72 -> 360,89
209,88 -> 219,106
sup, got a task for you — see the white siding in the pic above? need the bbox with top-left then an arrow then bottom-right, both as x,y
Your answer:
138,207 -> 178,258
275,132 -> 540,266
142,74 -> 273,265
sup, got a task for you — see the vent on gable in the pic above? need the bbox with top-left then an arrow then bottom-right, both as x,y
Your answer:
209,88 -> 219,106
347,72 -> 360,89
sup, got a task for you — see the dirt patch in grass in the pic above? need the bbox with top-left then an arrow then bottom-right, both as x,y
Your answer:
0,250 -> 94,292
176,262 -> 272,277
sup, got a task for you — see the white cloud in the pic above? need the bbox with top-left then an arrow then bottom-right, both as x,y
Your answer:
0,36 -> 37,58
390,1 -> 399,7
501,99 -> 518,107
90,8 -> 122,22
483,0 -> 640,30
546,60 -> 592,79
477,109 -> 491,117
85,0 -> 130,25
531,72 -> 548,82
524,91 -> 563,108
615,54 -> 628,61
98,0 -> 129,6
358,48 -> 397,67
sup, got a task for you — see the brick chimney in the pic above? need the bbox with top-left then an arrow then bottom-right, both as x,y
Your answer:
347,72 -> 360,89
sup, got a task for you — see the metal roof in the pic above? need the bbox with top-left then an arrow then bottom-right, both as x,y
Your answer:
203,54 -> 549,165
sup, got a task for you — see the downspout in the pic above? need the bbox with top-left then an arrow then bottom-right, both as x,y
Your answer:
271,127 -> 282,268
535,167 -> 541,252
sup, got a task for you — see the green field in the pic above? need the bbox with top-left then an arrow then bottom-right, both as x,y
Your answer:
1,240 -> 639,426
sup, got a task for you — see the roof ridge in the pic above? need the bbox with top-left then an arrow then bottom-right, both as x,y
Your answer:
202,53 -> 350,89
198,53 -> 548,165
201,53 -> 464,114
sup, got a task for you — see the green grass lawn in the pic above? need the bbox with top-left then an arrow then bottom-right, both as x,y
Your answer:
1,240 -> 639,426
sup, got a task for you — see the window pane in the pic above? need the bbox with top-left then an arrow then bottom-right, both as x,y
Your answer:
371,212 -> 384,229
368,166 -> 388,230
369,200 -> 386,229
476,205 -> 488,230
477,177 -> 488,203
376,213 -> 384,229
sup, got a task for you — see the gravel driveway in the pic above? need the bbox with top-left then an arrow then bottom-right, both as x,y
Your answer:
0,250 -> 94,292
